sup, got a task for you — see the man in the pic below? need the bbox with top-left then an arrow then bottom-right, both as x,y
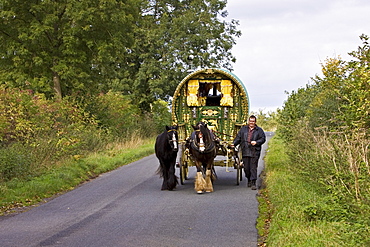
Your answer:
233,115 -> 266,190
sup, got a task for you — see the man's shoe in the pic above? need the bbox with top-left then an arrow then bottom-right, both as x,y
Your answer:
251,180 -> 257,190
247,181 -> 252,187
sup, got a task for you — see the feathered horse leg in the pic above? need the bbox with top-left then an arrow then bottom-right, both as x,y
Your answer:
204,169 -> 213,193
167,164 -> 178,191
194,171 -> 206,194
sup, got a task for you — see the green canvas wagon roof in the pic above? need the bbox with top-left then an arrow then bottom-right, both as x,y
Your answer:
173,68 -> 249,104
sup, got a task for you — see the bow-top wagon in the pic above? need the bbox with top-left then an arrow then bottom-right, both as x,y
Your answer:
171,68 -> 250,186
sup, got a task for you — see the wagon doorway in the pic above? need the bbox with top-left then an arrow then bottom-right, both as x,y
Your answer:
199,82 -> 222,106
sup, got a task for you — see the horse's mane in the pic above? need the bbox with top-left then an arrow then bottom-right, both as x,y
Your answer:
199,124 -> 212,143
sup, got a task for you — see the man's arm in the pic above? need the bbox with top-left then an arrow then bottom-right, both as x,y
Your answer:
233,128 -> 243,147
256,128 -> 266,146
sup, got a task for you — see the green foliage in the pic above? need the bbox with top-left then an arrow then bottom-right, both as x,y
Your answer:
127,0 -> 241,110
0,86 -> 98,140
0,84 -> 167,183
279,35 -> 370,137
84,92 -> 170,137
269,35 -> 370,245
0,87 -> 104,179
251,109 -> 279,131
260,134 -> 370,246
0,86 -> 159,212
151,99 -> 172,133
0,0 -> 140,98
0,143 -> 33,181
85,91 -> 142,137
276,85 -> 318,140
0,87 -> 38,142
288,123 -> 370,220
0,0 -> 241,111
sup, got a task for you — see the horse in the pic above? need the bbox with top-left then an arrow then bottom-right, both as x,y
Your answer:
188,122 -> 218,193
155,125 -> 179,190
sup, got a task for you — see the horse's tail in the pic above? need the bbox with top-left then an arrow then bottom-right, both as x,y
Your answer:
156,163 -> 165,177
155,132 -> 166,178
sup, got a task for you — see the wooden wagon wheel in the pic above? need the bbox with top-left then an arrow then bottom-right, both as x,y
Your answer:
179,145 -> 189,185
233,150 -> 243,185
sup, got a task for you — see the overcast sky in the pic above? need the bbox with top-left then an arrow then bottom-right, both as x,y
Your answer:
225,0 -> 370,113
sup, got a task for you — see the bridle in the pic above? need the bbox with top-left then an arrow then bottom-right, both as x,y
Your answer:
190,129 -> 216,154
167,129 -> 178,151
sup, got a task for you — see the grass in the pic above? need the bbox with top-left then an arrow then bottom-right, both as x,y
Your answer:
0,138 -> 155,215
257,135 -> 363,246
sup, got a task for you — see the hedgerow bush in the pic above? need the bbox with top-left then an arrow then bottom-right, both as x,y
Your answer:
85,92 -> 171,138
0,86 -> 170,183
0,87 -> 105,181
288,122 -> 370,218
275,35 -> 370,245
85,91 -> 141,137
0,143 -> 33,181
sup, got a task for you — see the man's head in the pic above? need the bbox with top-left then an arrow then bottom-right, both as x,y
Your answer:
248,115 -> 257,129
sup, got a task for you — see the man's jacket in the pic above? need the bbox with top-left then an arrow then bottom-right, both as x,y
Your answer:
233,125 -> 266,157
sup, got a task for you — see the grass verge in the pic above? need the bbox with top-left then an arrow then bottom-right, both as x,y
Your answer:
0,138 -> 155,216
257,135 -> 369,246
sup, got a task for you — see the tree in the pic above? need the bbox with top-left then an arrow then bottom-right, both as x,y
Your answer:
127,0 -> 241,110
277,34 -> 370,140
0,0 -> 140,98
310,35 -> 370,130
251,109 -> 279,132
276,85 -> 317,140
0,0 -> 241,110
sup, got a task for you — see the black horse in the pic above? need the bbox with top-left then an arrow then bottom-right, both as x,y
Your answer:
188,122 -> 218,193
155,125 -> 179,190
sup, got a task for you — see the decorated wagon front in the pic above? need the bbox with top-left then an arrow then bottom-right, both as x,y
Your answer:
172,68 -> 250,185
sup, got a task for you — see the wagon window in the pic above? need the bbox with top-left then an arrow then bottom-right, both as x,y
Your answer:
205,83 -> 221,106
186,79 -> 232,107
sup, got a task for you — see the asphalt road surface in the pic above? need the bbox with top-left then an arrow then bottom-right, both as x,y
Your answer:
0,133 -> 273,247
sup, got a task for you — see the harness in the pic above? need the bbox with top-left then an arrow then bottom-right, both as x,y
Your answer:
189,130 -> 216,154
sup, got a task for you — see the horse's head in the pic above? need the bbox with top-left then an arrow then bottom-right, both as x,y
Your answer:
165,125 -> 178,152
191,122 -> 212,152
192,121 -> 207,131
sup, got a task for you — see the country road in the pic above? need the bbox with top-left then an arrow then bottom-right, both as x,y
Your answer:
0,133 -> 273,247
